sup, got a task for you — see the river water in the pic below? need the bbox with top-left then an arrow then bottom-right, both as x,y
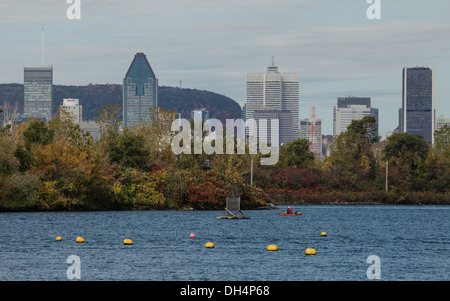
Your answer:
0,205 -> 448,281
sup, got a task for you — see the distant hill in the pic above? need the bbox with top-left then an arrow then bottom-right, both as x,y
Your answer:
0,83 -> 242,123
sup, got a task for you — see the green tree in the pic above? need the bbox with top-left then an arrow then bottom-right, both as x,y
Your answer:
433,125 -> 450,157
276,139 -> 315,168
23,119 -> 54,149
425,125 -> 450,191
108,129 -> 150,171
383,132 -> 430,190
329,116 -> 379,178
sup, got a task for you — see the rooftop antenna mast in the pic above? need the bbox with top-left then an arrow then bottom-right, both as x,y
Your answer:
41,27 -> 44,66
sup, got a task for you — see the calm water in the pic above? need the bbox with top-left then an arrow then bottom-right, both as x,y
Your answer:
0,205 -> 448,281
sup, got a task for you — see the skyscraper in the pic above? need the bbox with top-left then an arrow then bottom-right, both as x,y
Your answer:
61,98 -> 82,124
123,52 -> 158,127
23,66 -> 53,121
246,63 -> 299,142
333,96 -> 378,137
253,107 -> 292,145
401,67 -> 434,144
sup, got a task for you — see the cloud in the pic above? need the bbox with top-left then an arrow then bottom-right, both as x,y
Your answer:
1,0 -> 449,135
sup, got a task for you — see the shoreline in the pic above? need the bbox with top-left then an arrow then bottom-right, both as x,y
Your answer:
1,190 -> 448,213
0,201 -> 448,213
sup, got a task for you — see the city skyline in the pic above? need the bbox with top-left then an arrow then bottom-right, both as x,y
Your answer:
1,1 -> 450,136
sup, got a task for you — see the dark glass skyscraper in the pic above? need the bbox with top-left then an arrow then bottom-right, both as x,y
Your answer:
402,67 -> 434,144
24,66 -> 53,121
123,53 -> 158,127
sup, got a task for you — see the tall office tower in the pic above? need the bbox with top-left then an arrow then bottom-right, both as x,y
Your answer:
23,66 -> 53,122
333,96 -> 378,137
402,67 -> 434,143
61,98 -> 82,124
300,107 -> 322,156
246,63 -> 299,142
123,52 -> 158,128
253,107 -> 292,145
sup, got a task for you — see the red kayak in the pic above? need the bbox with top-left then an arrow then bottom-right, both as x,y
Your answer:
279,213 -> 302,216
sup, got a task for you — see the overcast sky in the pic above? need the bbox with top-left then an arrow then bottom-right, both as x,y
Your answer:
1,0 -> 449,135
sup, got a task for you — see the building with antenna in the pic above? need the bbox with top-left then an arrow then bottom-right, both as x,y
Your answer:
245,59 -> 300,143
23,27 -> 53,122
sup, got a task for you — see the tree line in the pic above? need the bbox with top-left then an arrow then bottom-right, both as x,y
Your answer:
0,107 -> 448,212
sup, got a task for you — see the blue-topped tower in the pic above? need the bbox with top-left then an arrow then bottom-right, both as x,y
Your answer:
123,52 -> 158,127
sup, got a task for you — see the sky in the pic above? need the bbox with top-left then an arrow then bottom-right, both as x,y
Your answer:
1,0 -> 449,136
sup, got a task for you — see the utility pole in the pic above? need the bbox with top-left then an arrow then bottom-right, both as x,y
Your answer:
250,156 -> 254,186
385,160 -> 388,192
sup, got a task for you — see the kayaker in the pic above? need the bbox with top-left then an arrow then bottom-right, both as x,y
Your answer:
287,207 -> 292,214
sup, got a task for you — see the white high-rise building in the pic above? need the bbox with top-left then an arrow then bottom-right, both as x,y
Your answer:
333,97 -> 378,137
246,63 -> 299,142
62,98 -> 82,124
436,114 -> 450,131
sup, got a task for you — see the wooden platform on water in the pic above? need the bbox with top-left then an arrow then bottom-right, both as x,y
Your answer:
217,208 -> 250,219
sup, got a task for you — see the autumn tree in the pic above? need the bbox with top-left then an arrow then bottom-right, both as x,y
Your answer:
133,106 -> 177,167
425,125 -> 450,191
97,104 -> 123,150
49,108 -> 93,151
108,128 -> 150,171
328,116 -> 379,178
14,119 -> 55,172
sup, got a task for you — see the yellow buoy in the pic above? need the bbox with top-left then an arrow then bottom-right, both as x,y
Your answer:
123,239 -> 133,245
76,236 -> 85,243
321,232 -> 327,237
305,248 -> 317,255
267,244 -> 278,251
205,242 -> 215,248
56,236 -> 62,241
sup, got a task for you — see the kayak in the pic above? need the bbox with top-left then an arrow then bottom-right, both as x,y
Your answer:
279,213 -> 302,216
